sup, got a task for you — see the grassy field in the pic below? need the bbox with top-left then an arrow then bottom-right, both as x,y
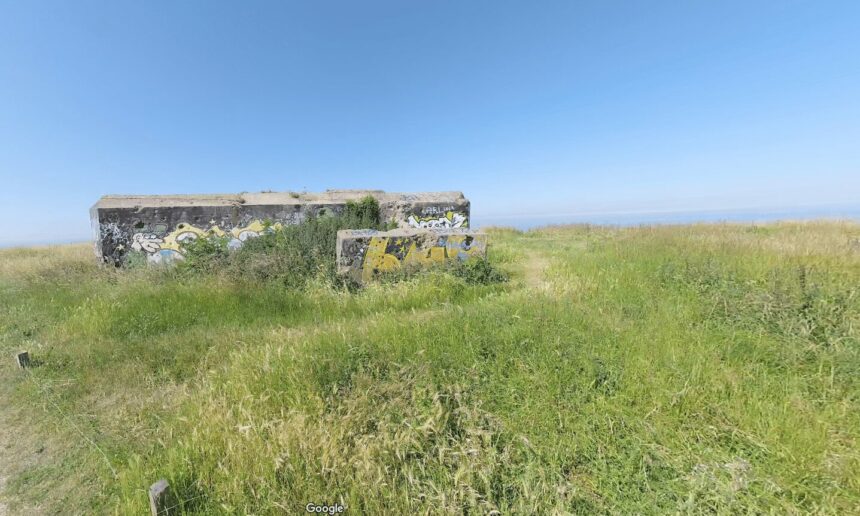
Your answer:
1,222 -> 859,514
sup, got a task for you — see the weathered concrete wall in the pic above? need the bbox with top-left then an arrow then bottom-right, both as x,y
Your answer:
337,228 -> 488,282
90,190 -> 470,265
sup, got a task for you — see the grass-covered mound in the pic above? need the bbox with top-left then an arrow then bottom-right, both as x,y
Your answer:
0,222 -> 858,513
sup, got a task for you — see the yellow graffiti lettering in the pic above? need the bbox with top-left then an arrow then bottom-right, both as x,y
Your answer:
403,243 -> 446,267
141,220 -> 283,256
160,224 -> 217,252
445,235 -> 483,259
361,234 -> 482,280
361,237 -> 402,281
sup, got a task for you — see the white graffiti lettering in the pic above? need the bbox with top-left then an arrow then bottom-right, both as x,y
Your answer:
407,212 -> 467,229
131,233 -> 164,253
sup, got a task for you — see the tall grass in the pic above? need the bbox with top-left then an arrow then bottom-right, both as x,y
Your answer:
0,222 -> 858,513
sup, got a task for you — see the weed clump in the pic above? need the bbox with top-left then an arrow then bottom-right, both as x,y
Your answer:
449,257 -> 509,284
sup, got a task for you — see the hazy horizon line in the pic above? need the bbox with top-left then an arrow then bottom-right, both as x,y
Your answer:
478,200 -> 860,220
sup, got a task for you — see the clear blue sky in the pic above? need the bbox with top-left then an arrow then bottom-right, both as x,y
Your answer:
1,1 -> 858,244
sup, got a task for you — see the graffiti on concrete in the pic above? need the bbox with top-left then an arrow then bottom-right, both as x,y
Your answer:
92,191 -> 472,266
131,220 -> 281,264
361,233 -> 485,281
406,211 -> 468,229
131,233 -> 163,253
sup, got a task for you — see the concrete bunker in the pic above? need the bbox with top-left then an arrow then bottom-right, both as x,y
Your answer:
90,190 -> 471,266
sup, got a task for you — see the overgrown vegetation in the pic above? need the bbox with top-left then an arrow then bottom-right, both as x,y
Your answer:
0,222 -> 858,513
179,195 -> 507,289
179,195 -> 390,286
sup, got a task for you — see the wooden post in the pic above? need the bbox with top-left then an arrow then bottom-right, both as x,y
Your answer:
16,351 -> 30,369
149,479 -> 176,515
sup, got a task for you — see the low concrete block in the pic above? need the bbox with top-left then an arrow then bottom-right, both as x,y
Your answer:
16,351 -> 30,369
91,190 -> 470,266
337,228 -> 488,282
149,479 -> 176,515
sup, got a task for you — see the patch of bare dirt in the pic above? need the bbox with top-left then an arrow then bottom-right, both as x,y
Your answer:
523,252 -> 552,289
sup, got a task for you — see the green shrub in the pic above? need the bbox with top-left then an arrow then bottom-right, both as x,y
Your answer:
179,234 -> 232,273
179,196 -> 388,288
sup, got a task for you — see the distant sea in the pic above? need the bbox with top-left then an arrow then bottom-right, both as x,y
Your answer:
472,204 -> 860,231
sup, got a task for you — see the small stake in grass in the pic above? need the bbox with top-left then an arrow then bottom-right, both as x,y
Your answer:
16,351 -> 30,369
149,479 -> 176,515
